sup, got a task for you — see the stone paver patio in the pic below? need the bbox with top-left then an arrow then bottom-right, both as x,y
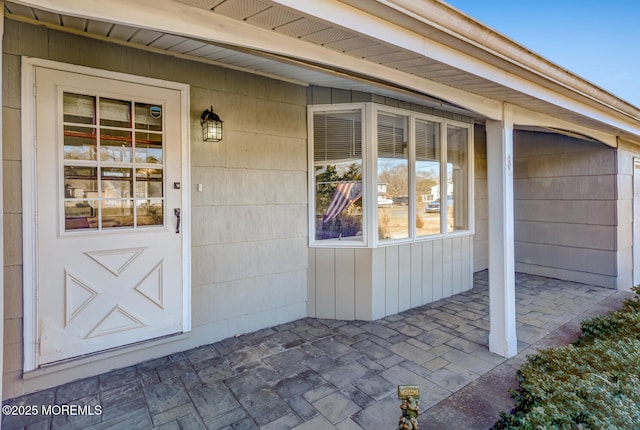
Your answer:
2,271 -> 634,429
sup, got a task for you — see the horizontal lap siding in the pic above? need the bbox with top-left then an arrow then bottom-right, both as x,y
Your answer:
4,20 -> 309,398
617,140 -> 640,290
513,131 -> 617,288
473,125 -> 488,272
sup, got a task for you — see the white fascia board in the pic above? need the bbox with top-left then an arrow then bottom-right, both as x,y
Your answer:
13,0 -> 501,119
273,0 -> 640,138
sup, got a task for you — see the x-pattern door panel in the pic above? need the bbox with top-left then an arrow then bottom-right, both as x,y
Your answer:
34,67 -> 185,366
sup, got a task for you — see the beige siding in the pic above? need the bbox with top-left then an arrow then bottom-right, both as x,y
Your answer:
3,27 -> 24,399
421,240 -> 434,303
314,248 -> 337,319
410,242 -> 422,307
4,20 -> 308,398
354,248 -> 373,320
307,236 -> 474,321
431,239 -> 444,300
385,246 -> 400,314
513,131 -> 618,288
617,139 -> 640,290
335,248 -> 356,320
306,86 -> 476,321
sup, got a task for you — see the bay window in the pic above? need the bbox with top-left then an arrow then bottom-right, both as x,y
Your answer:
309,103 -> 472,247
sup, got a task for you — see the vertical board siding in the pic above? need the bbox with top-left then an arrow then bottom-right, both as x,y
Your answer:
463,235 -> 473,291
421,241 -> 434,304
335,248 -> 356,320
307,248 -> 317,317
432,240 -> 444,301
441,239 -> 453,298
451,236 -> 462,294
315,248 -> 336,319
355,248 -> 373,320
384,246 -> 400,315
410,242 -> 423,307
309,236 -> 473,320
371,248 -> 387,320
398,244 -> 412,312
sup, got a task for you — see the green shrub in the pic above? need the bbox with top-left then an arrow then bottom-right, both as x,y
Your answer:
493,288 -> 640,429
576,286 -> 640,345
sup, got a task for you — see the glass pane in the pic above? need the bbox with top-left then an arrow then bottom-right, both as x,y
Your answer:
101,200 -> 133,228
136,168 -> 163,198
100,98 -> 131,128
314,162 -> 363,241
100,129 -> 132,162
314,110 -> 362,163
64,126 -> 97,161
378,112 -> 409,240
313,108 -> 364,242
101,167 -> 133,198
135,103 -> 163,131
135,132 -> 163,164
136,199 -> 163,226
416,119 -> 441,236
63,93 -> 95,125
447,125 -> 469,232
64,200 -> 98,231
64,166 -> 98,198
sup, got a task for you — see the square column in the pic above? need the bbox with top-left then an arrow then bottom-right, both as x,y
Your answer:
486,118 -> 517,358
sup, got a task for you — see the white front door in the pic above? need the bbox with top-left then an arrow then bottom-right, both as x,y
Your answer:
28,64 -> 189,367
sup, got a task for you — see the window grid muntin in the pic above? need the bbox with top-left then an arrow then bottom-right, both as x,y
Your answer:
309,103 -> 472,248
62,91 -> 165,232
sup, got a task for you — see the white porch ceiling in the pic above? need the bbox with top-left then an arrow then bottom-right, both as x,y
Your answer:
5,0 -> 640,142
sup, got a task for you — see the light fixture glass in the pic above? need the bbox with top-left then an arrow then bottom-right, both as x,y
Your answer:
200,106 -> 223,142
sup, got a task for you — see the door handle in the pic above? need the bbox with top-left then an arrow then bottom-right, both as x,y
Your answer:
174,208 -> 181,234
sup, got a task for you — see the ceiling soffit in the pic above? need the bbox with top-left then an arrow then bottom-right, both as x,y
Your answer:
4,0 -> 640,142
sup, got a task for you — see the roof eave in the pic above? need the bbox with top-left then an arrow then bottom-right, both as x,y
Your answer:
337,0 -> 640,123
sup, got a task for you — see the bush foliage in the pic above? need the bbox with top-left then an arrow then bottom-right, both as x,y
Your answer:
493,287 -> 640,429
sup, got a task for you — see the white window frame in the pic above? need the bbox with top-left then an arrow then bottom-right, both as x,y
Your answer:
308,102 -> 474,248
308,103 -> 368,247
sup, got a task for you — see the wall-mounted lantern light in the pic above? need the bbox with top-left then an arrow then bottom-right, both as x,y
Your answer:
200,106 -> 223,142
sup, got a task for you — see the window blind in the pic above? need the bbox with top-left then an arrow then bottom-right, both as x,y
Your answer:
377,113 -> 407,159
313,110 -> 362,163
416,119 -> 439,162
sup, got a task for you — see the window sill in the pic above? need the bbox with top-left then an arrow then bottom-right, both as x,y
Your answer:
310,230 -> 474,248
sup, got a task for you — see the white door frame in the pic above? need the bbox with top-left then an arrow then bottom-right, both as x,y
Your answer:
21,57 -> 192,371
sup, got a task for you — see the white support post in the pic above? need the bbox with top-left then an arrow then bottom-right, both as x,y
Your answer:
486,112 -> 518,358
